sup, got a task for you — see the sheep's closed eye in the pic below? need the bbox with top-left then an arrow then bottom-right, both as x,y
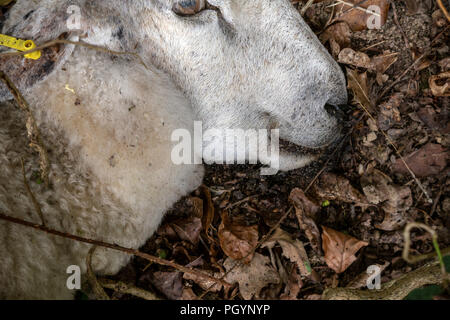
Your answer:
172,0 -> 207,16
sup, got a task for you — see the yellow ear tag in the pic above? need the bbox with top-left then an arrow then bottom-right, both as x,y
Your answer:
0,34 -> 41,60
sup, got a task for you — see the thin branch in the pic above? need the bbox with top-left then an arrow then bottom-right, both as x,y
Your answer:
403,222 -> 448,288
328,0 -> 380,16
20,158 -> 46,226
437,0 -> 450,22
355,91 -> 433,203
0,71 -> 49,186
86,246 -> 111,300
0,212 -> 230,288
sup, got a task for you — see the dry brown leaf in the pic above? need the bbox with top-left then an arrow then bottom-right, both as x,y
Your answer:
223,253 -> 280,300
322,22 -> 352,48
339,48 -> 372,69
321,22 -> 352,57
312,172 -> 369,210
321,226 -> 368,274
438,57 -> 450,72
200,185 -> 215,239
361,169 -> 412,231
346,68 -> 373,111
289,188 -> 322,253
335,0 -> 390,32
392,143 -> 448,178
171,216 -> 202,245
147,271 -> 183,300
218,212 -> 259,263
429,71 -> 450,97
401,0 -> 419,15
339,49 -> 398,74
262,228 -> 312,277
370,52 -> 398,73
377,93 -> 403,131
416,107 -> 450,133
183,270 -> 223,293
280,267 -> 302,300
190,197 -> 203,218
181,288 -> 199,300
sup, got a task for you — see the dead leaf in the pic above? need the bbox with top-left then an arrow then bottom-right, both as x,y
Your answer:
200,185 -> 215,238
401,0 -> 419,15
171,216 -> 202,245
361,169 -> 412,231
335,0 -> 390,32
321,22 -> 352,57
189,197 -> 203,218
289,188 -> 322,253
148,271 -> 183,300
438,58 -> 450,72
312,172 -> 369,210
262,228 -> 312,277
416,107 -> 450,133
339,48 -> 372,69
377,93 -> 403,131
392,143 -> 448,177
183,270 -> 223,293
280,267 -> 302,300
218,212 -> 259,263
322,22 -> 352,48
223,253 -> 280,300
181,288 -> 198,300
321,226 -> 368,274
370,52 -> 398,73
429,71 -> 450,97
346,68 -> 373,111
339,49 -> 398,74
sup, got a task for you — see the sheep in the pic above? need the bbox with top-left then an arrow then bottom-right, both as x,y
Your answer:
0,0 -> 347,299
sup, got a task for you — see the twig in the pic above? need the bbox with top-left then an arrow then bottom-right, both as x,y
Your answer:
20,158 -> 45,226
0,71 -> 49,186
328,0 -> 380,16
437,0 -> 450,22
402,222 -> 448,288
391,1 -> 413,58
86,246 -> 111,300
322,255 -> 448,299
354,90 -> 433,203
300,0 -> 315,15
0,212 -> 230,287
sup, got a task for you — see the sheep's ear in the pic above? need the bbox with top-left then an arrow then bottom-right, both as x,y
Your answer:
0,2 -> 78,100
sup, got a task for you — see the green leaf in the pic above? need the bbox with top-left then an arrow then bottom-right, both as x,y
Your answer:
321,200 -> 330,207
404,255 -> 449,300
404,285 -> 444,300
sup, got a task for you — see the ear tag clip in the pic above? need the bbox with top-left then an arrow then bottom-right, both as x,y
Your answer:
0,34 -> 41,60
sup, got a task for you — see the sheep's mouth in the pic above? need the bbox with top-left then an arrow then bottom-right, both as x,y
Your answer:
279,103 -> 351,154
279,139 -> 325,155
